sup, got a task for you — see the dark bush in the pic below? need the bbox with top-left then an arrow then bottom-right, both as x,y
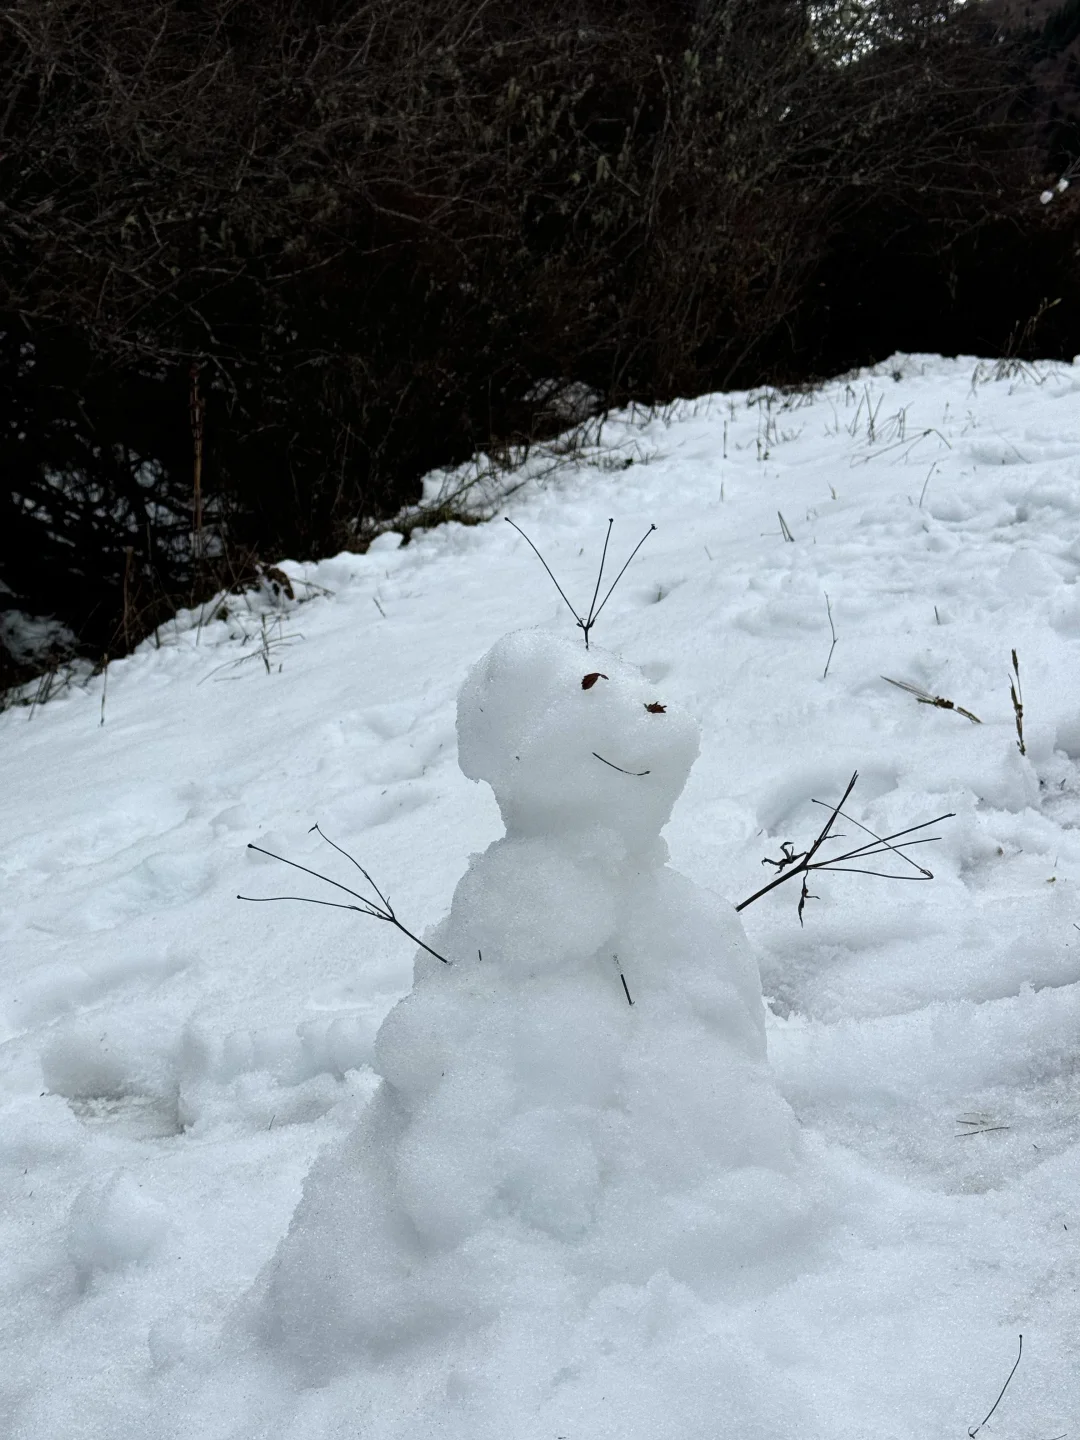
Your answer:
0,0 -> 1068,684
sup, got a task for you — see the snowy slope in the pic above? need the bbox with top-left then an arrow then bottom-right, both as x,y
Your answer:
3,354 -> 1080,1438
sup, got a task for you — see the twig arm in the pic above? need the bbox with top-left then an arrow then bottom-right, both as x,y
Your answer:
246,842 -> 378,911
735,774 -> 951,917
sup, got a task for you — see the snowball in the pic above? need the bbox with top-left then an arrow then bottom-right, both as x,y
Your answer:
456,627 -> 699,851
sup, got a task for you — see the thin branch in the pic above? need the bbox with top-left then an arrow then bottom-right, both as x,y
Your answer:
736,773 -> 952,922
310,821 -> 391,909
822,592 -> 837,680
814,866 -> 935,880
813,837 -> 943,868
239,894 -> 376,915
802,771 -> 858,865
504,517 -> 581,628
584,518 -> 615,634
736,772 -> 857,913
240,833 -> 450,963
809,800 -> 940,878
824,813 -> 954,862
612,952 -> 634,1006
245,841 -> 379,910
588,524 -> 658,628
968,1335 -> 1022,1438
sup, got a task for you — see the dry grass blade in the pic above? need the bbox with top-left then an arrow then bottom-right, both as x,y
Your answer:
822,592 -> 837,679
849,426 -> 953,467
882,675 -> 981,724
919,461 -> 936,508
1010,648 -> 1025,756
955,1113 -> 1010,1137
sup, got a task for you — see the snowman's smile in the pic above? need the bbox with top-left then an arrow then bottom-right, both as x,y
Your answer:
592,750 -> 651,777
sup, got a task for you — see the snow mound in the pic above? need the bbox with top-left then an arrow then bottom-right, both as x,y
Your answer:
67,1170 -> 168,1279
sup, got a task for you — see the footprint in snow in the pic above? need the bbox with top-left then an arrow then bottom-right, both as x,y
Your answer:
77,852 -> 217,931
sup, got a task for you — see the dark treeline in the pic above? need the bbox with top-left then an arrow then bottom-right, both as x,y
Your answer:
1,0 -> 1077,685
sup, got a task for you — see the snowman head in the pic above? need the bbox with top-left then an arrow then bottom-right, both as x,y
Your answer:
457,628 -> 699,851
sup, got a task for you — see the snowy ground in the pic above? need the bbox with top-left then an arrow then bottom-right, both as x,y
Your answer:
3,354 -> 1080,1439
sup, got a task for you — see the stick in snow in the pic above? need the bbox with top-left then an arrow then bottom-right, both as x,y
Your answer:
968,1335 -> 1022,1438
735,772 -> 953,925
239,825 -> 451,964
822,593 -> 837,680
505,516 -> 656,649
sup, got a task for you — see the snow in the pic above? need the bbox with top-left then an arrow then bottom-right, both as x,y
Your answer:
0,607 -> 77,665
3,354 -> 1080,1438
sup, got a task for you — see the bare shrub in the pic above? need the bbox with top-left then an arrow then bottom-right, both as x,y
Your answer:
0,0 -> 1058,680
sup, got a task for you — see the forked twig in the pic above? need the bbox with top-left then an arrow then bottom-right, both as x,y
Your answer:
736,772 -> 953,924
505,516 -> 656,648
238,825 -> 450,963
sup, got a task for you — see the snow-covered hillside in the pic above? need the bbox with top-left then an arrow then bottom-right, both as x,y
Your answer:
3,355 -> 1080,1438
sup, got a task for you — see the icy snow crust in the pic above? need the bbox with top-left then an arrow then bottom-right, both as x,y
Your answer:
3,356 -> 1080,1437
256,629 -> 806,1396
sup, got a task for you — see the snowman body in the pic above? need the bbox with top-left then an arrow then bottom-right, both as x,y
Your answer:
257,628 -> 804,1379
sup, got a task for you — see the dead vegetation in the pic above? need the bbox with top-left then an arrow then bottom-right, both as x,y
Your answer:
0,0 -> 1066,687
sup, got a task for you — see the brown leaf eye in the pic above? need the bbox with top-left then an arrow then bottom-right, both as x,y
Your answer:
645,702 -> 666,713
581,672 -> 608,690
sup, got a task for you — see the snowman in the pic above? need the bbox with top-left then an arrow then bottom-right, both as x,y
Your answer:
254,626 -> 808,1383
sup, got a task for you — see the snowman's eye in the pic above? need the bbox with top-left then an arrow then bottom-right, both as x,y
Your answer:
581,672 -> 608,690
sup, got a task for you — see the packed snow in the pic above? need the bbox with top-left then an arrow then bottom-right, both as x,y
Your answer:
3,355 -> 1080,1439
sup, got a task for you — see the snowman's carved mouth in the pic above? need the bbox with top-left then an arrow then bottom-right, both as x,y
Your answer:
592,751 -> 651,777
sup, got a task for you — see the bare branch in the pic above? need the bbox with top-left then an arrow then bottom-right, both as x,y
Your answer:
736,773 -> 952,920
241,832 -> 451,963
